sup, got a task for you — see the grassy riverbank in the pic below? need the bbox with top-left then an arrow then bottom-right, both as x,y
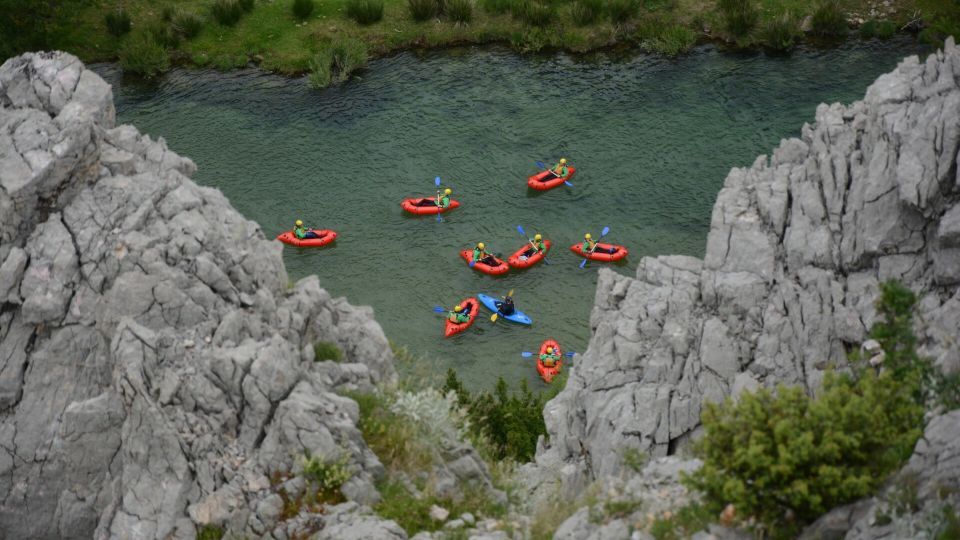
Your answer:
5,0 -> 957,79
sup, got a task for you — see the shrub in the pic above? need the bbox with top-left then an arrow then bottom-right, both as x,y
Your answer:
211,0 -> 243,26
313,341 -> 343,361
717,0 -> 757,37
761,12 -> 799,51
408,0 -> 437,21
147,22 -> 180,49
195,524 -> 225,540
480,0 -> 512,15
346,0 -> 384,25
607,0 -> 638,24
810,0 -> 847,37
302,453 -> 352,502
513,0 -> 554,27
642,24 -> 697,55
293,0 -> 315,20
238,0 -> 256,13
161,6 -> 175,22
649,503 -> 714,540
686,280 -> 936,539
447,0 -> 472,24
308,51 -> 333,89
172,10 -> 205,39
119,32 -> 170,77
376,478 -> 505,535
919,16 -> 960,48
570,0 -> 602,26
105,9 -> 132,38
349,391 -> 434,473
330,38 -> 369,81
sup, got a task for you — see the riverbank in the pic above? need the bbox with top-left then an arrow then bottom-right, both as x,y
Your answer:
10,0 -> 957,79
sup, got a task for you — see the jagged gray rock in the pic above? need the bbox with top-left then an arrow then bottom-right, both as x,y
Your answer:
0,51 -> 446,539
526,37 -> 960,537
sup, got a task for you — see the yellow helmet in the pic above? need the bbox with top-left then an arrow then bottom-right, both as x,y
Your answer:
444,188 -> 452,195
455,304 -> 462,311
478,242 -> 485,249
585,233 -> 591,239
546,346 -> 553,353
560,158 -> 567,164
295,219 -> 303,226
534,234 -> 542,240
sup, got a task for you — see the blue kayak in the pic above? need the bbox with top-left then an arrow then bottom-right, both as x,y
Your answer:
477,293 -> 532,325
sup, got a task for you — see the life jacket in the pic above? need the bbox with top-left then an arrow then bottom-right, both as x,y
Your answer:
473,248 -> 485,261
553,164 -> 568,177
440,195 -> 450,208
535,239 -> 545,252
583,239 -> 595,251
295,226 -> 308,239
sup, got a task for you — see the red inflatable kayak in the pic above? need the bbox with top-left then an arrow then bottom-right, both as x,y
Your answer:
276,229 -> 337,247
536,339 -> 563,383
444,297 -> 479,338
459,249 -> 509,275
527,167 -> 577,191
569,242 -> 628,262
400,197 -> 461,215
507,239 -> 552,269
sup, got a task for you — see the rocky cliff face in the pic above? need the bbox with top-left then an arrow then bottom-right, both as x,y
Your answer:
0,51 -> 473,539
525,37 -> 960,508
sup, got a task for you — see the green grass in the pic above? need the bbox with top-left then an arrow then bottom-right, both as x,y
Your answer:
811,0 -> 847,36
641,24 -> 697,55
761,11 -> 800,51
376,478 -> 506,535
570,0 -> 603,26
718,0 -> 758,37
313,341 -> 344,361
293,0 -> 316,20
347,0 -> 386,24
409,0 -> 439,21
195,524 -> 225,540
105,10 -> 132,38
649,503 -> 714,540
447,0 -> 473,24
212,0 -> 245,26
607,0 -> 638,24
118,32 -> 170,77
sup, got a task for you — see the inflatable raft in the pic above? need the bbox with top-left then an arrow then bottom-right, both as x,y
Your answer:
276,229 -> 337,247
527,167 -> 576,191
477,293 -> 532,325
536,339 -> 563,383
444,297 -> 479,338
569,242 -> 628,262
508,239 -> 552,269
400,197 -> 461,215
460,250 -> 509,275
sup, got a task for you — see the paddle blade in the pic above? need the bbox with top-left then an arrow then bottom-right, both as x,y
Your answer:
601,226 -> 610,237
507,289 -> 514,297
437,211 -> 442,223
469,260 -> 476,267
579,257 -> 589,269
564,180 -> 574,187
565,352 -> 576,357
521,352 -> 534,357
517,224 -> 525,236
491,313 -> 498,322
433,306 -> 447,313
435,176 -> 441,187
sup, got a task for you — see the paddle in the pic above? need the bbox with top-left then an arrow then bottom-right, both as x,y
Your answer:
490,289 -> 514,323
521,351 -> 577,357
516,224 -> 550,265
535,160 -> 573,187
579,226 -> 610,269
434,176 -> 443,223
432,306 -> 447,313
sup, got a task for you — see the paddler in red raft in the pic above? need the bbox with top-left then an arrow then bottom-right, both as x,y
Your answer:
472,242 -> 498,266
412,188 -> 452,208
293,219 -> 321,239
549,158 -> 570,179
448,303 -> 470,323
583,232 -> 619,255
540,346 -> 560,367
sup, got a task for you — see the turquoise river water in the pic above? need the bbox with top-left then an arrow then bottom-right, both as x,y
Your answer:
93,38 -> 922,390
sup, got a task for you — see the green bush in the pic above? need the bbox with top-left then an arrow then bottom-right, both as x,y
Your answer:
293,0 -> 315,20
479,0 -> 512,15
810,0 -> 847,37
919,16 -> 960,48
607,0 -> 638,24
105,9 -> 132,38
172,10 -> 205,39
649,503 -> 714,540
447,0 -> 472,24
211,0 -> 243,26
147,22 -> 180,49
642,24 -> 697,55
119,32 -> 170,77
302,453 -> 352,502
346,0 -> 384,25
238,0 -> 256,13
570,0 -> 602,26
349,391 -> 434,473
513,0 -> 554,27
313,341 -> 343,361
717,0 -> 757,37
330,38 -> 369,80
408,0 -> 437,21
761,12 -> 799,51
195,524 -> 225,540
308,51 -> 333,89
686,280 -> 937,539
161,6 -> 175,22
376,478 -> 505,535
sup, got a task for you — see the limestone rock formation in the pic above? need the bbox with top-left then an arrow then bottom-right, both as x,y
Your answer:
524,36 -> 960,533
0,51 -> 496,539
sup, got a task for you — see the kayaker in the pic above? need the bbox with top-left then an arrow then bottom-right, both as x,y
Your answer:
294,220 -> 320,239
522,233 -> 546,258
583,233 -> 617,255
448,303 -> 471,323
473,242 -> 498,266
414,188 -> 452,207
540,346 -> 560,367
495,294 -> 515,316
550,158 -> 569,178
